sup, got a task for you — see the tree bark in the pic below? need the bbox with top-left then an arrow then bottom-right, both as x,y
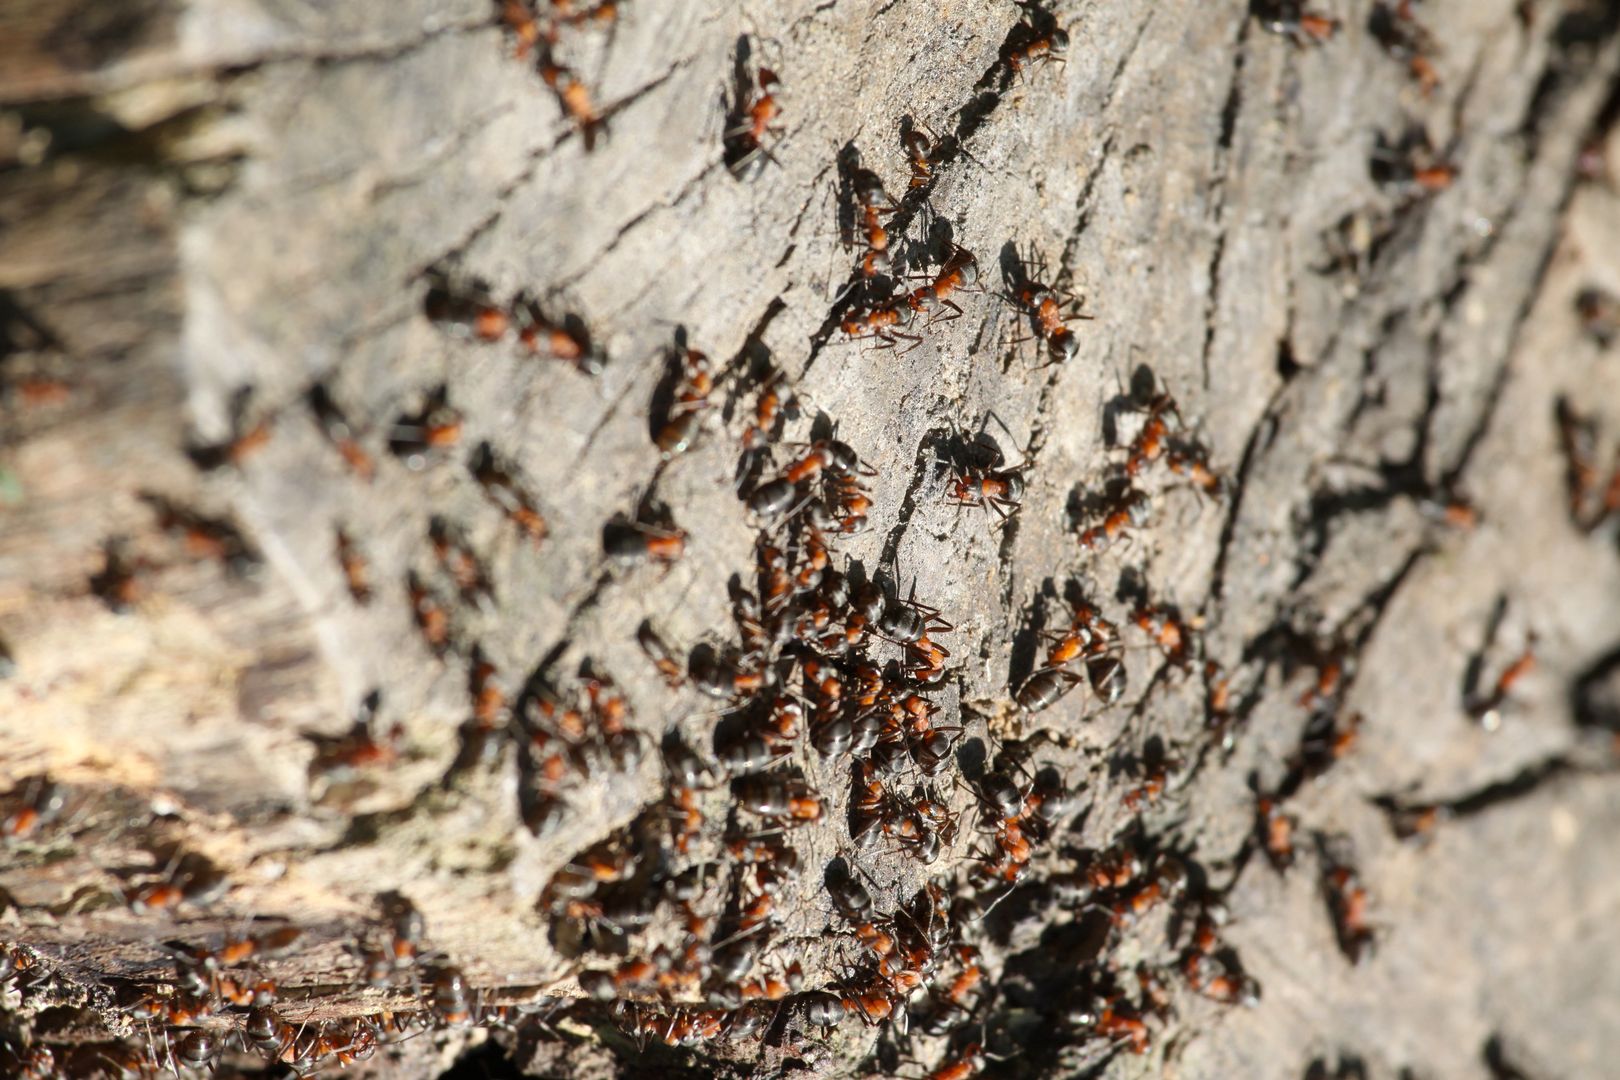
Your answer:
4,0 -> 1620,1077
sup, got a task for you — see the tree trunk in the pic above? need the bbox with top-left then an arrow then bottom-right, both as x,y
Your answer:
4,0 -> 1620,1077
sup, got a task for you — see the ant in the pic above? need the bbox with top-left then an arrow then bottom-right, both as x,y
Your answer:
1179,904 -> 1261,1007
307,692 -> 402,780
1132,601 -> 1200,668
1076,478 -> 1150,553
637,620 -> 685,687
841,159 -> 897,280
841,297 -> 923,352
905,245 -> 980,324
3,370 -> 72,411
1319,846 -> 1376,963
1015,664 -> 1085,714
1106,855 -> 1187,931
512,296 -> 604,374
1001,10 -> 1070,80
1553,396 -> 1617,532
123,850 -> 231,914
1253,0 -> 1340,44
90,539 -> 142,613
1017,594 -> 1126,712
1,777 -> 66,842
1110,376 -> 1184,476
604,515 -> 687,566
738,368 -> 795,479
1110,373 -> 1220,496
446,653 -> 511,775
1371,126 -> 1457,198
307,383 -> 376,481
861,578 -> 954,646
1465,632 -> 1536,731
654,346 -> 713,458
388,386 -> 462,468
539,50 -> 606,149
335,527 -> 372,604
470,443 -> 548,543
407,573 -> 453,656
1255,792 -> 1297,871
902,123 -> 938,192
424,279 -> 508,341
1120,743 -> 1181,813
735,772 -> 822,827
143,495 -> 258,572
1369,1 -> 1439,94
1292,708 -> 1363,783
726,64 -> 784,179
186,387 -> 273,472
1005,246 -> 1092,367
1066,984 -> 1150,1055
429,517 -> 495,606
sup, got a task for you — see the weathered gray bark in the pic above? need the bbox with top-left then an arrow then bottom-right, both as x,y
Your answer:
4,0 -> 1620,1077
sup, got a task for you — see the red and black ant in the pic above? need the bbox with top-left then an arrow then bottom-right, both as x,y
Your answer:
1,777 -> 66,842
905,245 -> 980,323
902,123 -> 938,192
142,495 -> 258,573
1553,396 -> 1620,532
841,297 -> 923,352
1114,381 -> 1183,477
121,850 -> 232,915
1001,10 -> 1070,80
725,63 -> 784,179
1255,792 -> 1297,871
540,53 -> 606,148
335,527 -> 372,604
735,772 -> 822,827
89,539 -> 143,613
1120,745 -> 1181,813
1005,246 -> 1092,367
1254,0 -> 1340,44
424,280 -> 511,342
1179,903 -> 1261,1007
1017,596 -> 1126,713
407,574 -> 453,656
1076,478 -> 1151,553
1132,601 -> 1200,668
388,386 -> 462,469
654,346 -> 713,458
186,387 -> 273,472
1319,845 -> 1376,963
513,296 -> 604,374
637,620 -> 685,688
1066,984 -> 1151,1055
307,383 -> 376,481
1370,1 -> 1439,94
429,517 -> 495,606
1465,632 -> 1536,730
603,515 -> 687,566
843,162 -> 897,279
1371,126 -> 1458,198
471,443 -> 548,544
307,692 -> 402,781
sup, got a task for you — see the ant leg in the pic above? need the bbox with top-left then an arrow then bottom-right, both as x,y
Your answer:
895,332 -> 926,355
929,299 -> 964,324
